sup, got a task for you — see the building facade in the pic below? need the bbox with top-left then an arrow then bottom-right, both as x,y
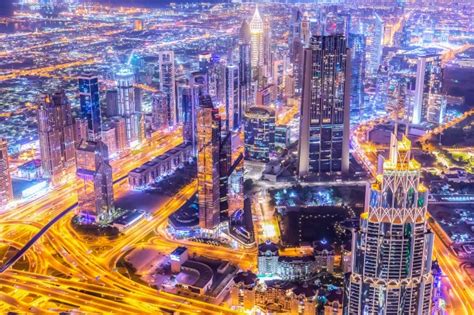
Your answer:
78,74 -> 101,139
0,139 -> 13,207
37,91 -> 76,182
297,35 -> 350,177
345,134 -> 434,314
244,106 -> 275,163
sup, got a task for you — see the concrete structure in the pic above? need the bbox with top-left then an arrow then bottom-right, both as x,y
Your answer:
158,51 -> 177,126
78,74 -> 101,139
244,106 -> 275,163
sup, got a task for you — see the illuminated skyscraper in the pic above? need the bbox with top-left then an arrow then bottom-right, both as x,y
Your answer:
348,33 -> 366,123
263,17 -> 272,77
288,8 -> 303,58
239,20 -> 253,112
78,74 -> 101,139
412,54 -> 444,124
73,117 -> 88,144
297,35 -> 350,177
345,134 -> 434,315
365,14 -> 384,77
158,51 -> 177,126
225,64 -> 240,131
197,95 -> 221,230
76,140 -> 114,224
151,92 -> 169,130
219,131 -> 231,223
190,72 -> 209,154
250,6 -> 264,69
116,67 -> 142,147
177,77 -> 193,143
244,107 -> 275,163
0,139 -> 13,208
37,91 -> 76,182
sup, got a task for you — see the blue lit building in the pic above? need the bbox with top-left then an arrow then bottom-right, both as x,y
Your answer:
79,74 -> 101,139
244,106 -> 275,163
348,33 -> 366,123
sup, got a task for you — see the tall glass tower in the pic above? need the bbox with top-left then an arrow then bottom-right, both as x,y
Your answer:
345,134 -> 434,315
79,74 -> 101,139
297,35 -> 350,177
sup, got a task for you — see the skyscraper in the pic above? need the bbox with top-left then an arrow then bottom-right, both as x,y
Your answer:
190,72 -> 209,154
151,92 -> 169,130
297,35 -> 350,177
37,91 -> 76,182
250,6 -> 264,69
0,139 -> 13,208
78,74 -> 101,139
158,51 -> 177,126
345,134 -> 434,314
225,64 -> 240,131
197,95 -> 221,230
116,67 -> 142,147
365,14 -> 384,77
76,140 -> 114,224
244,107 -> 275,163
219,131 -> 231,223
239,20 -> 253,112
177,78 -> 193,143
412,54 -> 444,125
348,33 -> 366,123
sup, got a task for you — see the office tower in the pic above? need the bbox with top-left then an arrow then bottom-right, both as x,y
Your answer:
105,89 -> 118,118
37,91 -> 76,181
219,132 -> 231,222
301,13 -> 311,46
244,107 -> 275,163
151,92 -> 169,130
239,20 -> 252,112
365,14 -> 384,77
412,54 -> 444,124
112,117 -> 127,153
198,52 -> 212,73
74,117 -> 88,144
225,64 -> 240,131
250,6 -> 264,69
345,134 -> 434,315
288,8 -> 303,58
177,78 -> 193,143
0,139 -> 13,208
78,74 -> 101,139
116,67 -> 141,147
348,33 -> 366,123
101,127 -> 117,158
190,72 -> 209,154
76,140 -> 114,223
197,95 -> 221,230
263,17 -> 272,77
297,35 -> 350,177
208,58 -> 226,106
134,87 -> 142,112
158,51 -> 177,126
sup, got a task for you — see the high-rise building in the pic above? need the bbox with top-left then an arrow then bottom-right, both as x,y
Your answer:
225,64 -> 240,131
158,51 -> 177,126
78,74 -> 101,139
105,89 -> 118,118
263,17 -> 272,78
74,117 -> 88,144
116,67 -> 142,147
348,33 -> 366,123
297,35 -> 350,177
190,72 -> 209,154
219,132 -> 231,223
112,117 -> 127,153
412,54 -> 444,124
244,107 -> 275,163
365,14 -> 384,77
37,91 -> 76,181
197,95 -> 221,230
288,8 -> 303,58
0,139 -> 13,208
151,92 -> 169,130
177,78 -> 193,143
239,20 -> 253,112
250,6 -> 264,69
345,134 -> 434,315
76,140 -> 114,224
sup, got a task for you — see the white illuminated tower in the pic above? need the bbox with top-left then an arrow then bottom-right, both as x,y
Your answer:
158,51 -> 177,126
250,6 -> 264,69
345,134 -> 434,315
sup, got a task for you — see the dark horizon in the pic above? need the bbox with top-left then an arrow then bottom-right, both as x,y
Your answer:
0,0 -> 13,17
